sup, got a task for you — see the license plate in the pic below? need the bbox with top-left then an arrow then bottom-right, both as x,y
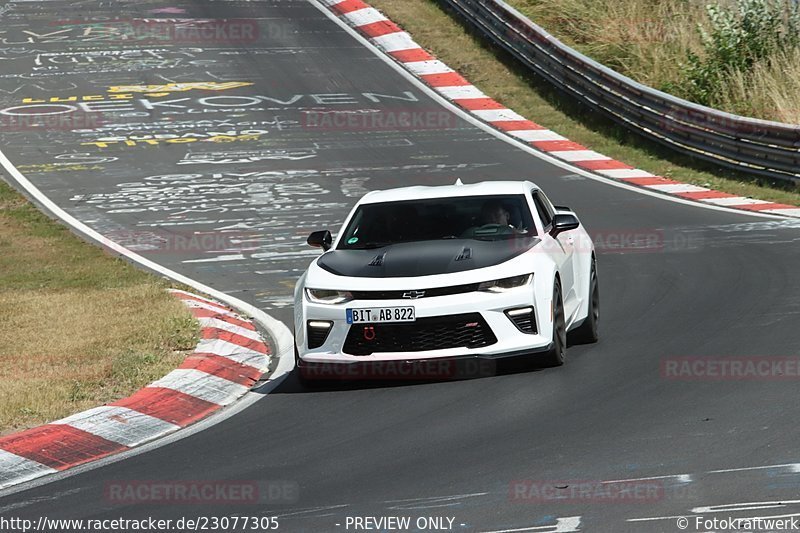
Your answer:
346,307 -> 415,324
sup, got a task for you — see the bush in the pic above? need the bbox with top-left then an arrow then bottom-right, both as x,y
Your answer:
682,0 -> 800,105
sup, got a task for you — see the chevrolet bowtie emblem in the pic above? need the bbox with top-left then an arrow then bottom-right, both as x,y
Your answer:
402,290 -> 426,299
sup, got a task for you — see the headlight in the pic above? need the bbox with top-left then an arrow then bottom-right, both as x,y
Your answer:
478,274 -> 533,293
305,288 -> 353,304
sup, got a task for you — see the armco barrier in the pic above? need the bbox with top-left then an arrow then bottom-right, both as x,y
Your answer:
440,0 -> 800,184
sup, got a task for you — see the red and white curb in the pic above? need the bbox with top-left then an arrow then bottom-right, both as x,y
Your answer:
0,290 -> 271,490
321,0 -> 800,219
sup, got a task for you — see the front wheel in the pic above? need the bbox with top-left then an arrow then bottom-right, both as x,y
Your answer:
571,259 -> 599,344
543,280 -> 567,367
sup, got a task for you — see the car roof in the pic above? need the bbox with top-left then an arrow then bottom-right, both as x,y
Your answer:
358,180 -> 538,205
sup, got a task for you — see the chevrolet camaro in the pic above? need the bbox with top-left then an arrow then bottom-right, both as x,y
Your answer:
294,180 -> 598,383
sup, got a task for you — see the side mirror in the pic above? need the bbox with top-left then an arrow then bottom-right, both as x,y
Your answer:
307,230 -> 332,251
550,213 -> 580,237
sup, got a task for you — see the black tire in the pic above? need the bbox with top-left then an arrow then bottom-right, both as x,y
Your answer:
543,279 -> 567,367
570,258 -> 599,344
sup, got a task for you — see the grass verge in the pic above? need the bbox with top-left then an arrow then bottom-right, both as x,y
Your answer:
0,180 -> 199,435
513,0 -> 800,124
366,0 -> 800,206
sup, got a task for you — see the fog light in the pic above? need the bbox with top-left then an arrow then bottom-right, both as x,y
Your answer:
307,320 -> 333,349
505,307 -> 537,334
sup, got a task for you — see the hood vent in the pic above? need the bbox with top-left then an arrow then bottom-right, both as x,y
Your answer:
454,247 -> 472,261
317,237 -> 540,278
368,253 -> 385,267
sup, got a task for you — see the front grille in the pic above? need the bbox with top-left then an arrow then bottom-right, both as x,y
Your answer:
343,313 -> 496,356
350,283 -> 479,300
506,309 -> 538,334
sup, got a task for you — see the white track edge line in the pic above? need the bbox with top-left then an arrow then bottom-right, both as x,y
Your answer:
0,150 -> 292,358
0,157 -> 294,495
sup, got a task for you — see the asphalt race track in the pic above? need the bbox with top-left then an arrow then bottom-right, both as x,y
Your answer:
2,0 -> 800,531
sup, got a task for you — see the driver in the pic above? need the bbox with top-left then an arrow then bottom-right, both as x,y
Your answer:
459,200 -> 519,238
480,200 -> 511,226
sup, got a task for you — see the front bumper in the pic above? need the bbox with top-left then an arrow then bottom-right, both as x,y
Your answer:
296,344 -> 553,381
296,287 -> 553,364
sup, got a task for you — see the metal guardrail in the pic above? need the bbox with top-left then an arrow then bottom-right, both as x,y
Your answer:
440,0 -> 800,184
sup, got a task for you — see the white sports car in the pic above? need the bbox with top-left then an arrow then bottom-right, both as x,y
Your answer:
294,180 -> 598,382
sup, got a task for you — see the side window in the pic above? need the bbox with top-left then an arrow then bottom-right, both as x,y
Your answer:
531,190 -> 554,228
539,191 -> 558,215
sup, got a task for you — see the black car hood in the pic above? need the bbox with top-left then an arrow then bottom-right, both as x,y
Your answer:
316,238 -> 540,278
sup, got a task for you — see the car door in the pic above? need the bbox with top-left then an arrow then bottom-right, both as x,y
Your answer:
531,189 -> 578,322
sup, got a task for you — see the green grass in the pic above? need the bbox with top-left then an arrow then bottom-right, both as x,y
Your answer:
365,0 -> 800,206
0,180 -> 199,435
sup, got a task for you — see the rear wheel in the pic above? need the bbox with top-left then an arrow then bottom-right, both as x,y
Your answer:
543,280 -> 567,367
571,258 -> 599,344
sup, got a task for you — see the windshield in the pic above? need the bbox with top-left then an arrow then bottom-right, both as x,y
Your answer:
338,194 -> 535,249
